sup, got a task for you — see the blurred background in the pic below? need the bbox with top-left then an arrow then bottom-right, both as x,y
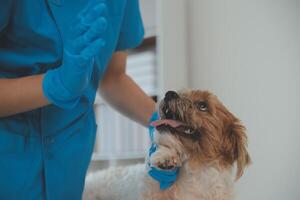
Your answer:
90,0 -> 300,199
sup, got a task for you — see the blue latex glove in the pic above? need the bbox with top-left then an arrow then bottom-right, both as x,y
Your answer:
148,111 -> 159,140
43,1 -> 107,109
147,112 -> 180,190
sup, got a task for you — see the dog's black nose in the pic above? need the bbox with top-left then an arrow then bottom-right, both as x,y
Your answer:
164,91 -> 179,102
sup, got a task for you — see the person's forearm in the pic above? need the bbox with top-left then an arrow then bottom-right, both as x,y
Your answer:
0,74 -> 50,117
100,73 -> 155,126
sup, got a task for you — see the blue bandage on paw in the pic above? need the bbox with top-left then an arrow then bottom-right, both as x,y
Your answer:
147,111 -> 180,190
148,166 -> 180,190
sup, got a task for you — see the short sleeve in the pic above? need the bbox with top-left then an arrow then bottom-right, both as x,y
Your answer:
115,0 -> 145,51
0,0 -> 14,32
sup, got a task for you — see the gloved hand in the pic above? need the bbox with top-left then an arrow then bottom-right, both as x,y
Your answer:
148,111 -> 159,140
43,1 -> 108,109
147,112 -> 180,190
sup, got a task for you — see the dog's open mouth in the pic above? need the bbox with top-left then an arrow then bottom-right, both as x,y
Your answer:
153,97 -> 202,140
151,119 -> 196,135
151,119 -> 201,140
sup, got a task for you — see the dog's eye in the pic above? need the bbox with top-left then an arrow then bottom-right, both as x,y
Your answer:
196,101 -> 208,111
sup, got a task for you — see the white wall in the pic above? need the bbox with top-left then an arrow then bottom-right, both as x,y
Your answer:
139,0 -> 157,37
186,0 -> 300,199
156,0 -> 188,95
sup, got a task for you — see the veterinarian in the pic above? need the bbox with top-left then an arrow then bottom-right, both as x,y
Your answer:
0,0 -> 163,199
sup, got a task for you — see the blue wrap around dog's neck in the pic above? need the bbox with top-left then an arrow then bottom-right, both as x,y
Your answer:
148,112 -> 180,190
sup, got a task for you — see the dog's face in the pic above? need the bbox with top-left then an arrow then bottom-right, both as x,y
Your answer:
156,90 -> 251,179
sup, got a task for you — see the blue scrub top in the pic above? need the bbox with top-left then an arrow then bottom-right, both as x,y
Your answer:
0,0 -> 144,199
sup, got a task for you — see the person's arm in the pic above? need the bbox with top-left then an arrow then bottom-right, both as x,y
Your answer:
0,1 -> 49,117
0,74 -> 50,118
99,51 -> 156,126
0,1 -> 107,117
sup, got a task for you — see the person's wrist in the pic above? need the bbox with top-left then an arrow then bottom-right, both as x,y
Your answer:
59,51 -> 94,95
148,111 -> 159,140
148,111 -> 159,125
42,50 -> 94,109
43,69 -> 81,109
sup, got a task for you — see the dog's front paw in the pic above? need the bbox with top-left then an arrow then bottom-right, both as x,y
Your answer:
150,146 -> 181,170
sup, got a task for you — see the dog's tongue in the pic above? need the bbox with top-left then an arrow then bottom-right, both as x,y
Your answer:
150,119 -> 184,128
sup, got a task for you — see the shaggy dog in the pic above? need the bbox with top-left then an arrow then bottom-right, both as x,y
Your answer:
83,90 -> 251,200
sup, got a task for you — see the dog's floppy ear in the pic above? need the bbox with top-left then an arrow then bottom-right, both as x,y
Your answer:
223,119 -> 251,180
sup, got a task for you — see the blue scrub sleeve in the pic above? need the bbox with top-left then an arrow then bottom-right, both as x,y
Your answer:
0,1 -> 14,32
115,0 -> 145,51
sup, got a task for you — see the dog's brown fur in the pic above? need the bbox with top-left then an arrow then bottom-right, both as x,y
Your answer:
158,90 -> 251,179
84,90 -> 251,200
